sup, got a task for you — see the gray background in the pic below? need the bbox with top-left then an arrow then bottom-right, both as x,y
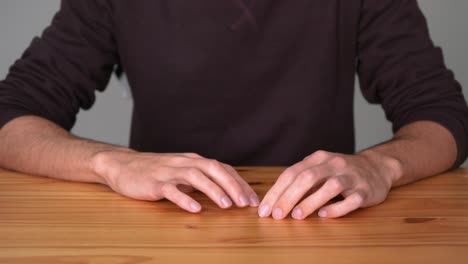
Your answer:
1,1 -> 467,166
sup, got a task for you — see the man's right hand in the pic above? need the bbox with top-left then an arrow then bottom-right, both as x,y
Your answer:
92,151 -> 260,213
0,116 -> 258,213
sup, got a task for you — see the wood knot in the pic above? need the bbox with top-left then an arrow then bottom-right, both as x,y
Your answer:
404,217 -> 436,224
185,224 -> 198,229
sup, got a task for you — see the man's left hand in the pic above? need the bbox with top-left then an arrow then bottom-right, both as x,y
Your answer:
258,150 -> 402,219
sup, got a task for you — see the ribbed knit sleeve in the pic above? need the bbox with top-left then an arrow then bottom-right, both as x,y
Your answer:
357,0 -> 468,167
0,0 -> 118,130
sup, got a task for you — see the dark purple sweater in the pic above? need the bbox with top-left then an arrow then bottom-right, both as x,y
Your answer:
1,0 -> 467,166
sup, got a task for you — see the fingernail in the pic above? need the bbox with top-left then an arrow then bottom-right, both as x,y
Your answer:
292,208 -> 303,219
318,209 -> 327,218
221,196 -> 232,208
249,194 -> 260,207
272,208 -> 283,220
239,194 -> 249,207
258,205 -> 270,218
190,202 -> 201,212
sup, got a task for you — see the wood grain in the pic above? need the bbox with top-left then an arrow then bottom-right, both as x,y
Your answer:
1,167 -> 468,264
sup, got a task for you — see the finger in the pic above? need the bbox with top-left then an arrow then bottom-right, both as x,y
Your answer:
162,156 -> 250,207
160,156 -> 250,207
292,175 -> 351,220
302,150 -> 333,164
176,184 -> 195,194
270,165 -> 332,220
194,159 -> 250,207
222,164 -> 260,207
159,183 -> 202,213
258,152 -> 331,217
258,169 -> 295,217
177,167 -> 233,209
180,152 -> 204,159
258,165 -> 307,217
317,190 -> 367,218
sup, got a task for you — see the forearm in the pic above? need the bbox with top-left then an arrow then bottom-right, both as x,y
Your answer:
0,115 -> 259,211
359,121 -> 458,187
0,115 -> 131,184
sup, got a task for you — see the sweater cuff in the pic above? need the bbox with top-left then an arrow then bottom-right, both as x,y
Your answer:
0,108 -> 36,129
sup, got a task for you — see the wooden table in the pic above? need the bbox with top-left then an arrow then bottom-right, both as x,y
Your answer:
1,167 -> 468,264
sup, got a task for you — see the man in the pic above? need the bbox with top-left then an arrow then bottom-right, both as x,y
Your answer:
0,0 -> 467,220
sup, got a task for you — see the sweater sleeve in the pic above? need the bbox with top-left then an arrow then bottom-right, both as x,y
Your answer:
357,0 -> 468,168
0,0 -> 118,130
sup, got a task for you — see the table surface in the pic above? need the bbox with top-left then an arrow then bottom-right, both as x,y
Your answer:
1,167 -> 468,264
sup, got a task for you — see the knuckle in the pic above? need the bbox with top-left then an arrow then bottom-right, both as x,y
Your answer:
184,152 -> 202,158
328,177 -> 345,192
169,156 -> 188,165
221,163 -> 236,174
360,182 -> 371,193
299,169 -> 317,183
228,178 -> 242,191
160,183 -> 174,196
205,160 -> 239,188
303,154 -> 314,161
280,168 -> 296,181
354,192 -> 366,206
186,167 -> 202,179
224,163 -> 235,172
282,167 -> 297,177
150,164 -> 167,175
328,156 -> 347,169
209,188 -> 223,200
313,150 -> 330,160
206,159 -> 222,172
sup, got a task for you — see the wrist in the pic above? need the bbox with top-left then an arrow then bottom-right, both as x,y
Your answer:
358,149 -> 404,188
89,148 -> 135,186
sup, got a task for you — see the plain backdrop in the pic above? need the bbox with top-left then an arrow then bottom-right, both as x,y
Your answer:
1,0 -> 467,166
